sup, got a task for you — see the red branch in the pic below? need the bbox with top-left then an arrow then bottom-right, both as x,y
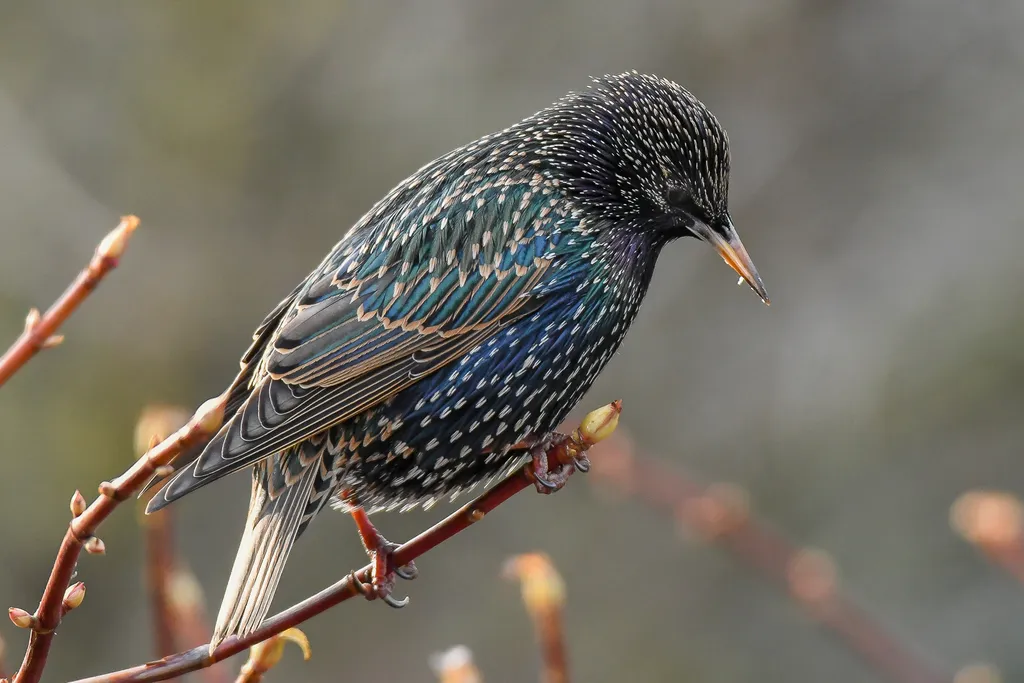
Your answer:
10,394 -> 227,683
68,402 -> 622,683
0,216 -> 139,389
589,435 -> 950,683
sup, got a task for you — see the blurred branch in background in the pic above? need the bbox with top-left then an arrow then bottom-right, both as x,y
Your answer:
430,554 -> 570,683
0,216 -> 137,388
589,433 -> 951,683
68,402 -> 622,683
432,554 -> 570,683
431,646 -> 484,683
143,506 -> 176,658
135,407 -> 230,683
161,568 -> 223,683
503,553 -> 569,683
135,406 -> 193,659
951,491 -> 1024,586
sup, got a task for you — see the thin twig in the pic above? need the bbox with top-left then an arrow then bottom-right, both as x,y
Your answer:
503,553 -> 569,683
10,394 -> 228,683
68,401 -> 622,683
0,216 -> 139,388
589,434 -> 950,683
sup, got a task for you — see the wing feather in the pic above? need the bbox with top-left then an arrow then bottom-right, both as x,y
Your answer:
139,284 -> 303,499
147,161 -> 568,513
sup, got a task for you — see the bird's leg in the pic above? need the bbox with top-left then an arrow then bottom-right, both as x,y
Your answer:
345,495 -> 417,609
529,431 -> 590,494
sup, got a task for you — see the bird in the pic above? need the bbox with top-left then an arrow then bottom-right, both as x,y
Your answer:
145,71 -> 769,649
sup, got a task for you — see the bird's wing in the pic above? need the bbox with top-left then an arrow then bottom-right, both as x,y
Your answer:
147,170 -> 569,511
138,283 -> 305,499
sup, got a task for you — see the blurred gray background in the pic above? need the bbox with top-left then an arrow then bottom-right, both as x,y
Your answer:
2,0 -> 1023,681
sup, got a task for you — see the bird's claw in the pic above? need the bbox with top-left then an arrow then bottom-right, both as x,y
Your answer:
383,591 -> 409,609
395,561 -> 419,581
529,432 -> 590,494
373,537 -> 418,582
361,536 -> 415,609
347,502 -> 417,609
350,570 -> 408,608
573,452 -> 592,473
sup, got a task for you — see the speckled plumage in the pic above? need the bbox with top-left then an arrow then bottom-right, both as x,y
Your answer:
146,71 -> 766,646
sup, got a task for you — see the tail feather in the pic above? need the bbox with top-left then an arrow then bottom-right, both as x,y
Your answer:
210,463 -> 319,651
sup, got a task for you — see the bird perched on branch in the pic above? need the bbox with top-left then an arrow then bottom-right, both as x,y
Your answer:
146,71 -> 769,649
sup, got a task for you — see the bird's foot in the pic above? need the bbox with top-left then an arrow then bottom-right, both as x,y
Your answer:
348,505 -> 417,608
529,431 -> 590,494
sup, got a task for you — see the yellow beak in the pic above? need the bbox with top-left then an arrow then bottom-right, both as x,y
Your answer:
695,217 -> 769,305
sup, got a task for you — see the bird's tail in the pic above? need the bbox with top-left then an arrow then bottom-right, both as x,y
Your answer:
210,463 -> 319,652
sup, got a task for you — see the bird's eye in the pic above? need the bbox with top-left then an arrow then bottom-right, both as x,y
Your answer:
666,186 -> 693,210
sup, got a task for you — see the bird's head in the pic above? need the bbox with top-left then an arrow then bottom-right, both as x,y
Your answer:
541,71 -> 769,304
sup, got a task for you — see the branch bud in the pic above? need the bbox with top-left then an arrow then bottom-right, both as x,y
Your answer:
8,607 -> 37,630
83,536 -> 106,555
154,464 -> 175,478
62,582 -> 86,611
96,215 -> 139,262
70,490 -> 88,517
193,393 -> 228,436
23,308 -> 40,333
577,400 -> 622,448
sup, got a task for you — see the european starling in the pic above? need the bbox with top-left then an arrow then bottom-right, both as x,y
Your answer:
146,71 -> 768,648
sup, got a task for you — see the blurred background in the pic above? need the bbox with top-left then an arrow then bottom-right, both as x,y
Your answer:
2,0 -> 1024,681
